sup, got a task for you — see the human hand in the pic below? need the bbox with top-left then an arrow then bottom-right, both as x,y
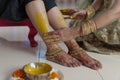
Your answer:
42,27 -> 79,44
71,9 -> 87,19
60,9 -> 77,15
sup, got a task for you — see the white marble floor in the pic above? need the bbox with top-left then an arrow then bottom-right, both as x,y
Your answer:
1,27 -> 120,80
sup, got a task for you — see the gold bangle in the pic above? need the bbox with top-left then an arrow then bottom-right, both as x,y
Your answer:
81,20 -> 97,36
88,20 -> 97,32
86,6 -> 95,20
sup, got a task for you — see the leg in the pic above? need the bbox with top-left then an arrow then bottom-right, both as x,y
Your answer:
47,6 -> 102,70
25,0 -> 80,67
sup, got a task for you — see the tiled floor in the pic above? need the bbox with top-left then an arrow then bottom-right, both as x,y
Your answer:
1,26 -> 120,80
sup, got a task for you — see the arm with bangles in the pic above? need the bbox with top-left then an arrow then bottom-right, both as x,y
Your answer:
43,0 -> 120,44
91,0 -> 103,11
93,0 -> 120,28
60,0 -> 103,19
52,0 -> 104,40
72,0 -> 104,19
73,0 -> 120,38
42,0 -> 104,43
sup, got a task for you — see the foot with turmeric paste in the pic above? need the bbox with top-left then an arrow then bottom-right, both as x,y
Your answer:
65,39 -> 102,70
46,44 -> 81,67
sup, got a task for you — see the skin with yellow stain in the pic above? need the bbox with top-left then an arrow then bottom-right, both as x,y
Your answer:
35,12 -> 49,33
57,16 -> 67,27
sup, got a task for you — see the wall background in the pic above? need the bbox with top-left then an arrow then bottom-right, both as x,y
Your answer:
56,0 -> 78,8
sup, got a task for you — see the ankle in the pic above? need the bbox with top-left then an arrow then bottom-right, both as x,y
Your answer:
46,48 -> 62,58
65,39 -> 80,50
46,44 -> 60,53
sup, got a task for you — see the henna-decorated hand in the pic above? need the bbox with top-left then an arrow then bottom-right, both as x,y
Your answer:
60,8 -> 77,15
61,9 -> 87,20
42,27 -> 79,44
71,9 -> 87,19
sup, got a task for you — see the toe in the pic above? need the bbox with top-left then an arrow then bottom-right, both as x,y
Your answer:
96,61 -> 102,69
91,60 -> 102,70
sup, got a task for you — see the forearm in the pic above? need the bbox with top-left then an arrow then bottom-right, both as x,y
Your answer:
93,10 -> 119,29
85,0 -> 104,20
75,0 -> 120,37
91,0 -> 104,11
47,7 -> 67,30
25,0 -> 50,34
93,0 -> 120,29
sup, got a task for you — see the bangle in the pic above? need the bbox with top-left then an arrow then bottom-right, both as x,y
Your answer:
81,20 -> 97,36
86,6 -> 95,20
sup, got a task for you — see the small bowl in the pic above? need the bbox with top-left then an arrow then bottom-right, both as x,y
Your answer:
23,62 -> 52,80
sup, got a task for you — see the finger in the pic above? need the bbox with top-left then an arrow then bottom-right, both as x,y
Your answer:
43,35 -> 60,40
69,9 -> 77,13
96,61 -> 102,69
60,8 -> 76,15
71,11 -> 84,19
44,38 -> 61,42
44,38 -> 62,45
43,32 -> 61,40
42,33 -> 49,37
73,8 -> 79,12
48,41 -> 61,45
43,31 -> 59,36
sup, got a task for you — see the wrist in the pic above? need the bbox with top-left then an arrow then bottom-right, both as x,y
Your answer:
86,6 -> 96,20
81,20 -> 97,36
71,27 -> 81,38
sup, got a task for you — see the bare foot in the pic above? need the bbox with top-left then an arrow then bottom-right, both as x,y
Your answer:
69,48 -> 102,70
43,34 -> 81,67
46,48 -> 81,67
65,39 -> 102,70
